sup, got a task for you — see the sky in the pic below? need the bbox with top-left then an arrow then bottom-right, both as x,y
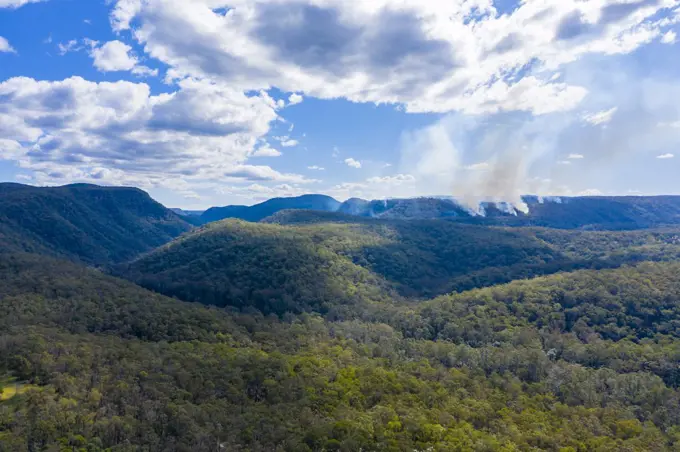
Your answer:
0,0 -> 679,209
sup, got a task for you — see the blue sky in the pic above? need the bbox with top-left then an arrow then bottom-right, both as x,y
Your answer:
1,0 -> 679,209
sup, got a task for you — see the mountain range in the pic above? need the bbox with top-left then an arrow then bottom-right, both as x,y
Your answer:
191,193 -> 680,230
0,183 -> 192,265
3,183 -> 680,450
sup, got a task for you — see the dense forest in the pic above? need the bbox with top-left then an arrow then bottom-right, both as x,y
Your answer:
3,185 -> 680,450
0,184 -> 191,265
120,216 -> 680,305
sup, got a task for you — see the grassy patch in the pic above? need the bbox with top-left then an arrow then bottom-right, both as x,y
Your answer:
0,379 -> 36,401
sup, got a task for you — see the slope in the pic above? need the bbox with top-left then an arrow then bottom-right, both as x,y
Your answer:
117,215 -> 680,316
0,183 -> 192,265
200,194 -> 341,223
3,256 -> 680,450
266,210 -> 680,296
116,219 -> 397,316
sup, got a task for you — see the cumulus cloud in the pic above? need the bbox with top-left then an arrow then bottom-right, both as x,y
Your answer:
90,40 -> 136,71
89,40 -> 158,76
111,0 -> 677,115
568,154 -> 585,159
345,158 -> 362,169
657,153 -> 675,159
307,165 -> 325,171
0,76 -> 313,193
288,93 -> 303,105
251,143 -> 282,157
0,36 -> 15,53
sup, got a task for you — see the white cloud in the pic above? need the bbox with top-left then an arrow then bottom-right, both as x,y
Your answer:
251,143 -> 282,157
0,36 -> 15,53
307,165 -> 325,171
0,76 -> 314,194
90,40 -> 144,73
583,107 -> 618,125
344,158 -> 362,169
0,0 -> 43,7
568,154 -> 585,159
288,93 -> 303,105
272,135 -> 298,147
111,0 -> 676,115
659,120 -> 680,128
280,139 -> 299,148
661,31 -> 677,44
131,65 -> 159,77
657,153 -> 675,159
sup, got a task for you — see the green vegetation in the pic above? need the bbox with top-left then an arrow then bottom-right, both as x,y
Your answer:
0,183 -> 192,265
3,186 -> 680,450
3,254 -> 680,450
121,216 -> 680,310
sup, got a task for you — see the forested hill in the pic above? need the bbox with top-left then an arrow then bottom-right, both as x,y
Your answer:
0,183 -> 192,265
117,217 -> 680,312
4,183 -> 680,450
195,194 -> 680,230
200,194 -> 341,224
4,253 -> 680,449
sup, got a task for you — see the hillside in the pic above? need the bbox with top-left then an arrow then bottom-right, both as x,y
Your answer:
200,194 -> 341,224
3,254 -> 680,450
0,183 -> 192,265
116,220 -> 397,315
117,216 -> 680,311
3,184 -> 680,450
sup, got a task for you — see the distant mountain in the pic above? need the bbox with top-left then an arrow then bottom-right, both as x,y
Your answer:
0,183 -> 192,265
199,194 -> 341,223
506,195 -> 680,230
170,208 -> 204,217
334,195 -> 680,230
338,197 -> 472,219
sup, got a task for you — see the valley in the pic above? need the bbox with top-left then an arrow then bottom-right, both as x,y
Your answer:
2,184 -> 680,451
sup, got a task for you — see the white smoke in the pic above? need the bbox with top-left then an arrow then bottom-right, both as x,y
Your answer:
399,55 -> 680,211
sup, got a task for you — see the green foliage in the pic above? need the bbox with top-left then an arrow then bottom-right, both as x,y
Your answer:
3,190 -> 680,450
117,220 -> 397,316
0,183 -> 192,265
120,217 -> 680,312
2,253 -> 680,449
